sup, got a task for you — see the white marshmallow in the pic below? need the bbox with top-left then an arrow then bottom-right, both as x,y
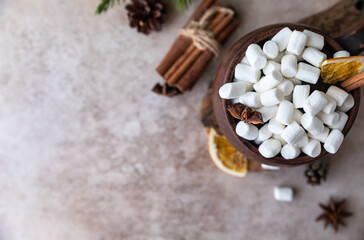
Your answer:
268,118 -> 285,134
338,94 -> 355,112
274,187 -> 293,202
316,112 -> 339,126
254,124 -> 273,144
303,30 -> 324,50
260,89 -> 284,106
281,121 -> 305,145
272,134 -> 287,145
236,121 -> 258,140
246,44 -> 267,69
281,54 -> 297,78
255,70 -> 283,92
290,109 -> 302,124
234,63 -> 261,83
326,86 -> 349,107
276,100 -> 294,125
231,98 -> 240,104
328,111 -> 348,131
295,62 -> 320,84
241,56 -> 250,65
287,30 -> 307,55
293,85 -> 310,108
277,79 -> 294,96
284,94 -> 292,102
239,92 -> 262,108
219,82 -> 246,99
261,164 -> 280,170
273,51 -> 285,62
233,78 -> 254,92
272,27 -> 292,51
302,139 -> 321,158
321,95 -> 337,114
303,90 -> 329,116
301,113 -> 325,135
302,47 -> 327,67
281,144 -> 301,159
263,40 -> 279,59
294,133 -> 309,148
333,50 -> 350,58
308,127 -> 329,143
285,49 -> 304,62
288,77 -> 302,85
324,129 -> 344,154
259,139 -> 281,158
257,105 -> 278,122
263,61 -> 281,76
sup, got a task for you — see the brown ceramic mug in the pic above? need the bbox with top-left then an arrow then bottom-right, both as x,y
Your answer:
212,23 -> 362,167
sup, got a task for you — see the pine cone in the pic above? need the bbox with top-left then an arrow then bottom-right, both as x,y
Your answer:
304,156 -> 330,186
126,0 -> 167,35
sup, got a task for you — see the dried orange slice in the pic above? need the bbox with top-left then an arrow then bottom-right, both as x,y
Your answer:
208,128 -> 248,177
320,56 -> 364,84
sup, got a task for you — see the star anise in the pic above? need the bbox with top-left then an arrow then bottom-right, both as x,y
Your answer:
316,197 -> 353,233
227,103 -> 264,124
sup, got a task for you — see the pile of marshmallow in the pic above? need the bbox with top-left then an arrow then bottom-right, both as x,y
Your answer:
219,27 -> 354,160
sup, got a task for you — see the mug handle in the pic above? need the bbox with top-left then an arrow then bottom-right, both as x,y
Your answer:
335,22 -> 364,55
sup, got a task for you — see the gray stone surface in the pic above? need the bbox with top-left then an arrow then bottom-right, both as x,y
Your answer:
0,0 -> 363,239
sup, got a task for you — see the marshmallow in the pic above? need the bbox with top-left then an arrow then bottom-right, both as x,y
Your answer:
272,27 -> 292,51
231,98 -> 240,104
277,79 -> 294,96
268,118 -> 285,134
303,30 -> 324,50
236,121 -> 258,140
233,78 -> 254,92
321,95 -> 337,114
257,105 -> 278,122
239,92 -> 262,108
254,124 -> 273,144
261,164 -> 280,170
274,187 -> 293,202
272,134 -> 287,145
326,86 -> 349,107
263,40 -> 279,59
288,77 -> 302,85
333,50 -> 350,58
281,54 -> 297,77
254,70 -> 282,92
295,62 -> 320,84
273,51 -> 285,62
234,63 -> 261,83
316,112 -> 339,126
301,113 -> 325,135
219,82 -> 246,99
281,121 -> 305,145
338,94 -> 355,112
290,109 -> 303,124
287,30 -> 307,55
276,100 -> 294,125
281,144 -> 301,159
303,90 -> 328,116
259,139 -> 281,158
324,129 -> 344,154
302,47 -> 327,67
286,49 -> 304,62
294,133 -> 309,148
246,44 -> 267,69
263,61 -> 281,76
260,89 -> 284,106
284,94 -> 292,102
293,85 -> 310,108
328,111 -> 348,131
241,56 -> 250,65
308,127 -> 329,143
302,139 -> 321,158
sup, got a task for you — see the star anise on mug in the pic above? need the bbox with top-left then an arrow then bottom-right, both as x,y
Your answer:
227,103 -> 264,124
316,197 -> 353,233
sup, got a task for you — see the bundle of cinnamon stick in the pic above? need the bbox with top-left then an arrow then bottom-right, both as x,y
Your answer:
152,0 -> 238,97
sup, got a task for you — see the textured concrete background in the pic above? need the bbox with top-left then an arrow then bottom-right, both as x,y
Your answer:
0,0 -> 363,239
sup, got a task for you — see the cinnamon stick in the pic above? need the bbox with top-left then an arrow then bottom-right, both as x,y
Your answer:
340,71 -> 364,91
